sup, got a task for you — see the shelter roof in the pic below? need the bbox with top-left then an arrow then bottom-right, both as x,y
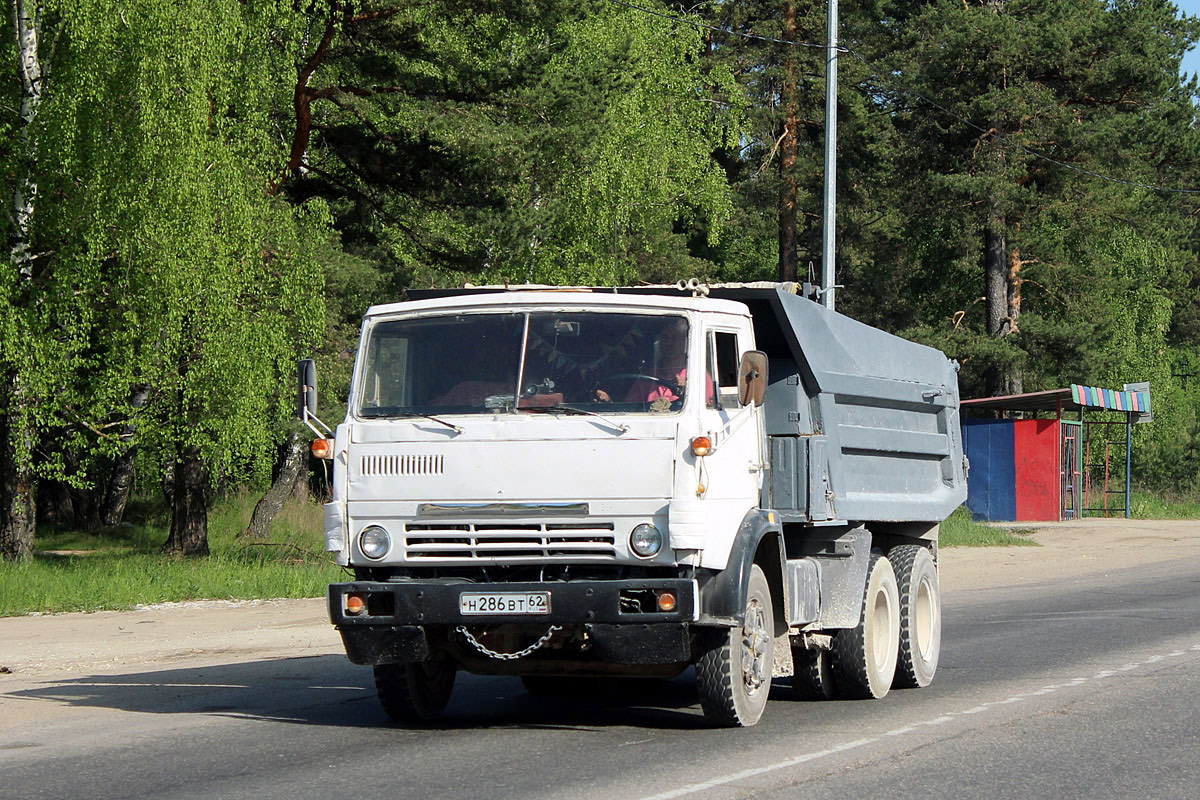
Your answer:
962,384 -> 1150,414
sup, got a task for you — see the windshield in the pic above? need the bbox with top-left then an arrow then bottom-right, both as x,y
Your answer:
357,311 -> 690,417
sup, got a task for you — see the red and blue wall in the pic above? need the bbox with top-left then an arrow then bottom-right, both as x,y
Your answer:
962,418 -> 1060,521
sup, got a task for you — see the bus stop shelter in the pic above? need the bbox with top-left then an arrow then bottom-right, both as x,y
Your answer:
961,383 -> 1151,522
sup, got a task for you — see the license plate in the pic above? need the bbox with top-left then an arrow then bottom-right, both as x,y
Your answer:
459,592 -> 551,616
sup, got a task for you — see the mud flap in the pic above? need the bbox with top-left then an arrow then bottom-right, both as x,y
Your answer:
812,525 -> 872,629
340,625 -> 431,666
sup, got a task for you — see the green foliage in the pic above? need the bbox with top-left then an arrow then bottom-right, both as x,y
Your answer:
281,1 -> 738,290
484,4 -> 739,284
1,0 -> 330,504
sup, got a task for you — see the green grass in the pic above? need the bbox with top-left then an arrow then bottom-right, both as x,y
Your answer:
939,506 -> 1040,548
1129,490 -> 1200,520
0,492 -> 342,617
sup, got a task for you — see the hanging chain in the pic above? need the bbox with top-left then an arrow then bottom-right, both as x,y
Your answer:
455,624 -> 562,661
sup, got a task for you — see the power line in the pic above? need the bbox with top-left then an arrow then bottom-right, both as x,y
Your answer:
609,0 -> 1200,196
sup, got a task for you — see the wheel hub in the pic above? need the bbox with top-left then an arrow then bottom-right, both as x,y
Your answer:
742,600 -> 769,694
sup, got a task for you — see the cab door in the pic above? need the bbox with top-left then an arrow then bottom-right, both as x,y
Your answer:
697,327 -> 764,530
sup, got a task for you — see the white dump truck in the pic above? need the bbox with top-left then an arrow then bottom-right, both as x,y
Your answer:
301,282 -> 967,727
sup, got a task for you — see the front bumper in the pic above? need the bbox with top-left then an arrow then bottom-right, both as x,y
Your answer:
329,578 -> 697,626
329,578 -> 698,667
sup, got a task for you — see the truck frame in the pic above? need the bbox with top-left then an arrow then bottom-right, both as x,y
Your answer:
302,281 -> 967,726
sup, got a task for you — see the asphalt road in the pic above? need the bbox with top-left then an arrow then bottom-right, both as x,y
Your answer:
3,559 -> 1199,800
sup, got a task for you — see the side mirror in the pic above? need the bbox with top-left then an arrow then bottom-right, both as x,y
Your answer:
297,359 -> 318,420
738,351 -> 768,407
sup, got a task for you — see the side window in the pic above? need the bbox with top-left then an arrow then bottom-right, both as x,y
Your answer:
707,331 -> 740,409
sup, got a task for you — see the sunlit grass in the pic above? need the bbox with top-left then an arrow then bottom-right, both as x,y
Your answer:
939,506 -> 1040,548
0,492 -> 341,617
1129,490 -> 1200,520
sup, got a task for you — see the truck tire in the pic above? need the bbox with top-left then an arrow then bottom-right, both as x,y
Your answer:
889,544 -> 941,689
790,645 -> 838,700
830,553 -> 900,699
696,564 -> 774,727
373,654 -> 457,723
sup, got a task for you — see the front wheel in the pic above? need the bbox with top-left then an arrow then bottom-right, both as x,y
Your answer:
373,654 -> 457,723
696,564 -> 775,727
830,553 -> 900,699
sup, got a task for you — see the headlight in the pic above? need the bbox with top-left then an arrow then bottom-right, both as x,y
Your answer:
359,526 -> 391,559
630,524 -> 663,558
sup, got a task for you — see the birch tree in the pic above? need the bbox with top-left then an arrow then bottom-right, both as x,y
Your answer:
0,0 -> 57,561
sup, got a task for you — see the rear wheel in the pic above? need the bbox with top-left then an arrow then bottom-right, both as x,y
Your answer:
790,644 -> 838,700
374,654 -> 457,723
696,564 -> 774,727
831,554 -> 900,699
889,544 -> 941,688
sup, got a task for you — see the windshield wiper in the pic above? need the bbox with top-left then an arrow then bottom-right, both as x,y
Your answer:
364,409 -> 463,434
522,403 -> 628,434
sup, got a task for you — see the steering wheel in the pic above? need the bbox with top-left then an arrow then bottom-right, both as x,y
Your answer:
601,373 -> 675,391
597,373 -> 683,409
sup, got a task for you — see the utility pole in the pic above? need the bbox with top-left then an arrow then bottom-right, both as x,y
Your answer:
821,0 -> 838,310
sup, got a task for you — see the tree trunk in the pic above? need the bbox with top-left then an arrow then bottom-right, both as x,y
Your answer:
1,373 -> 36,561
984,209 -> 1008,340
0,410 -> 35,561
1005,243 -> 1024,394
983,204 -> 1017,395
984,202 -> 1023,396
68,482 -> 98,532
242,431 -> 308,540
2,1 -> 49,561
163,446 -> 209,556
100,447 -> 137,526
11,0 -> 45,274
99,385 -> 151,526
37,478 -> 73,526
0,460 -> 35,561
777,0 -> 799,282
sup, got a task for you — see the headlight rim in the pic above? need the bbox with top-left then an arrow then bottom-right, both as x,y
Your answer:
358,525 -> 392,560
629,523 -> 663,558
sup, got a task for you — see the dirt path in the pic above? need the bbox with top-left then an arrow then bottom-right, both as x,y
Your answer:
1,519 -> 1197,686
938,518 -> 1200,591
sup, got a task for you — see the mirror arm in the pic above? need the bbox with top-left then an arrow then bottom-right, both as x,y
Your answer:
302,404 -> 333,436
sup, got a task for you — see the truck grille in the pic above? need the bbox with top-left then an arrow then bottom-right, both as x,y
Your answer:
402,522 -> 617,561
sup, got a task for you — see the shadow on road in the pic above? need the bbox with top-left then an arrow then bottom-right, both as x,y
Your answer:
3,655 -> 728,731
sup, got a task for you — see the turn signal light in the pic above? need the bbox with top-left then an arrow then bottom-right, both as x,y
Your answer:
312,438 -> 334,459
657,591 -> 677,612
691,436 -> 713,457
345,594 -> 366,615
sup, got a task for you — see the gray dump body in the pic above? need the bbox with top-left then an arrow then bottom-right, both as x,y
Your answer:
706,284 -> 967,525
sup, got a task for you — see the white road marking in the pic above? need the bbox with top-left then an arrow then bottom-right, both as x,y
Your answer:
640,738 -> 878,800
884,726 -> 916,736
638,642 -> 1200,800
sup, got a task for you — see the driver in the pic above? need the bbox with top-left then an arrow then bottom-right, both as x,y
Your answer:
594,319 -> 689,404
